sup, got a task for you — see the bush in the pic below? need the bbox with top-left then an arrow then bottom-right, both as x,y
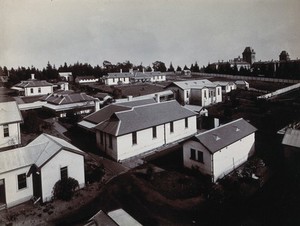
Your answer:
53,177 -> 79,201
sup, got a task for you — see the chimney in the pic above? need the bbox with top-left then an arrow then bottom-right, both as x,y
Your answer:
127,95 -> 133,101
155,94 -> 160,103
31,74 -> 35,80
120,69 -> 122,73
143,68 -> 145,73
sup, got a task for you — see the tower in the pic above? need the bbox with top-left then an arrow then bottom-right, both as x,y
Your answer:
279,51 -> 290,61
242,47 -> 256,65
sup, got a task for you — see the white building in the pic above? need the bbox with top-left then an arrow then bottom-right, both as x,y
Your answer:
58,72 -> 73,82
166,79 -> 222,106
213,81 -> 237,93
103,70 -> 166,86
0,101 -> 23,150
235,80 -> 250,90
11,74 -> 54,96
183,118 -> 257,182
40,90 -> 100,118
94,100 -> 197,161
0,133 -> 85,209
75,76 -> 99,84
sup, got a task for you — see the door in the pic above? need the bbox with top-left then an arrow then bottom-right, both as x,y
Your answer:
32,172 -> 42,199
0,179 -> 6,205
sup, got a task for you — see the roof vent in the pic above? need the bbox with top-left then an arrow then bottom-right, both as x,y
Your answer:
235,126 -> 240,132
213,134 -> 220,141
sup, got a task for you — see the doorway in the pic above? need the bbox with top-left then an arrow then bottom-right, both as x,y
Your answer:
0,179 -> 6,205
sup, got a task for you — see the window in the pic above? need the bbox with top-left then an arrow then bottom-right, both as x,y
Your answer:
186,91 -> 189,98
132,131 -> 137,145
17,173 -> 27,190
185,118 -> 188,128
152,126 -> 157,139
204,90 -> 207,98
30,88 -> 34,93
190,149 -> 196,160
100,131 -> 104,144
170,121 -> 174,133
38,87 -> 41,93
60,166 -> 68,180
3,124 -> 9,137
217,88 -> 220,95
109,134 -> 113,148
113,78 -> 115,83
190,149 -> 204,163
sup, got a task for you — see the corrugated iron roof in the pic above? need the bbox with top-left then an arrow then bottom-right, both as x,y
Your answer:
96,100 -> 196,136
167,79 -> 217,90
0,101 -> 23,125
282,128 -> 300,148
0,133 -> 83,174
14,80 -> 53,88
193,118 -> 257,154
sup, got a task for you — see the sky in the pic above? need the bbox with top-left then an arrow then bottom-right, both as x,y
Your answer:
1,0 -> 300,69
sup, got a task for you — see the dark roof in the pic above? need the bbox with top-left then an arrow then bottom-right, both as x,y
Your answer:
85,210 -> 118,226
84,104 -> 131,124
14,80 -> 53,88
95,100 -> 196,136
94,92 -> 111,100
76,76 -> 98,80
116,98 -> 156,107
282,128 -> 300,148
107,72 -> 134,78
166,79 -> 217,90
193,118 -> 257,154
40,92 -> 97,105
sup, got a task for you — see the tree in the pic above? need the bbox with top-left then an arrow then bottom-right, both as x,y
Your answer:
176,66 -> 182,72
168,62 -> 175,72
193,62 -> 200,72
152,61 -> 167,72
183,65 -> 189,70
146,65 -> 152,72
53,177 -> 79,201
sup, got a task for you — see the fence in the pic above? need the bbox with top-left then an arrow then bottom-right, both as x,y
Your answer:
257,82 -> 300,99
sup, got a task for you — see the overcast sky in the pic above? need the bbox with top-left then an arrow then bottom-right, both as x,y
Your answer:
1,0 -> 299,69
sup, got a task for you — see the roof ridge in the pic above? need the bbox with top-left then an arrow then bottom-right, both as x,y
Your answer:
196,118 -> 244,137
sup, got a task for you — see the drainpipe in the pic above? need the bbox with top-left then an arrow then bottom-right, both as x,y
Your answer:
163,124 -> 167,145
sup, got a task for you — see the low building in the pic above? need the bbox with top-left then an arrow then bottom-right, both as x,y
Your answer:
235,80 -> 250,90
0,133 -> 85,209
0,101 -> 23,150
75,76 -> 99,84
166,79 -> 222,106
94,100 -> 197,161
282,128 -> 300,166
183,118 -> 257,182
213,81 -> 237,93
40,90 -> 100,118
11,74 -> 54,96
58,72 -> 73,82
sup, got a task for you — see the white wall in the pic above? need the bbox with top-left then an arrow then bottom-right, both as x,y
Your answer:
0,122 -> 21,149
40,150 -> 85,202
105,77 -> 130,85
24,86 -> 53,96
97,116 -> 197,161
212,133 -> 255,182
0,166 -> 33,208
183,140 -> 212,175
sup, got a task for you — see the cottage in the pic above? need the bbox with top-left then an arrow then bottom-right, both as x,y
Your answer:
183,118 -> 257,182
40,90 -> 100,118
0,133 -> 85,209
0,101 -> 23,150
11,74 -> 54,96
75,76 -> 99,84
235,80 -> 250,90
166,79 -> 222,106
213,81 -> 237,93
103,72 -> 133,85
282,128 -> 300,164
94,100 -> 197,161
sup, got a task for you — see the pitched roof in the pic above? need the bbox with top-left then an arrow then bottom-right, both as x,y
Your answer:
40,92 -> 97,105
213,81 -> 235,86
167,79 -> 217,90
85,210 -> 118,226
14,80 -> 53,88
193,118 -> 257,154
95,100 -> 196,136
107,72 -> 134,78
0,133 -> 83,174
94,92 -> 111,100
76,76 -> 98,80
282,128 -> 300,148
0,101 -> 23,125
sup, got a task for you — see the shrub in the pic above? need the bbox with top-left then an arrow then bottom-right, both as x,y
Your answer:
53,177 -> 79,201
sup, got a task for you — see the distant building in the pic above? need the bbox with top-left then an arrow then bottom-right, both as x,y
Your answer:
75,76 -> 99,84
102,70 -> 166,85
235,80 -> 250,90
279,51 -> 290,62
40,90 -> 100,118
183,118 -> 257,182
242,47 -> 256,65
58,72 -> 73,82
93,92 -> 113,107
0,133 -> 85,209
11,74 -> 54,96
213,81 -> 237,93
166,79 -> 222,106
0,101 -> 23,150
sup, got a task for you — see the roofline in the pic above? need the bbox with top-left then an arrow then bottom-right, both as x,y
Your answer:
0,119 -> 23,126
0,164 -> 32,176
